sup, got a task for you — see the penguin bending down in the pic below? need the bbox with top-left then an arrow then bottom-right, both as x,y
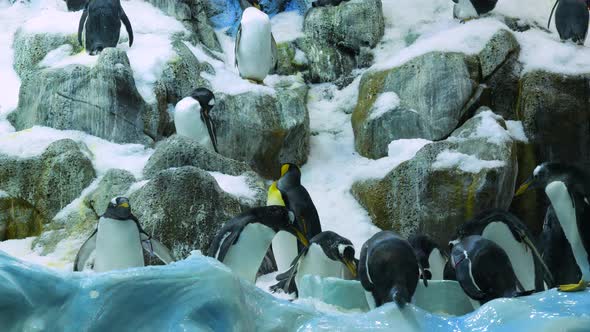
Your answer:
516,162 -> 590,291
235,0 -> 278,82
452,0 -> 497,21
173,88 -> 219,153
408,234 -> 448,281
267,181 -> 299,273
207,206 -> 309,283
78,0 -> 133,55
450,235 -> 531,306
450,209 -> 554,292
548,0 -> 590,45
271,231 -> 357,294
74,197 -> 174,272
359,231 -> 428,309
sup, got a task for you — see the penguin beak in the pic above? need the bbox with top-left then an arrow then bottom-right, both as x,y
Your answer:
291,227 -> 309,247
342,258 -> 357,278
515,177 -> 535,196
118,202 -> 130,208
254,3 -> 261,9
280,164 -> 289,177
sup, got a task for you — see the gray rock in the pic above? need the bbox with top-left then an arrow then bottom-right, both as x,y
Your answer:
129,166 -> 243,259
0,196 -> 43,241
9,48 -> 152,145
352,52 -> 480,159
85,169 -> 136,216
274,42 -> 309,76
296,37 -> 356,85
352,108 -> 518,246
478,30 -> 520,79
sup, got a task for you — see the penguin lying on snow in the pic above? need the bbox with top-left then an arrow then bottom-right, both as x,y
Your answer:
207,206 -> 309,283
74,197 -> 174,272
408,234 -> 448,281
174,88 -> 219,153
516,162 -> 590,291
359,231 -> 428,309
78,0 -> 133,55
271,231 -> 357,294
547,0 -> 590,45
452,0 -> 497,21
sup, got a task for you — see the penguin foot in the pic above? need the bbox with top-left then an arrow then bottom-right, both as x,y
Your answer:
247,79 -> 264,85
459,17 -> 476,24
558,280 -> 588,292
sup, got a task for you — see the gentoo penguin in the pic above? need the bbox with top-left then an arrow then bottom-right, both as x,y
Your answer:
173,88 -> 219,153
450,235 -> 531,306
450,209 -> 554,292
235,0 -> 278,83
408,234 -> 448,281
74,197 -> 174,272
516,162 -> 590,291
548,0 -> 590,45
207,206 -> 309,283
271,231 -> 358,294
78,0 -> 133,55
65,0 -> 87,11
452,0 -> 498,21
359,231 -> 427,309
267,181 -> 299,273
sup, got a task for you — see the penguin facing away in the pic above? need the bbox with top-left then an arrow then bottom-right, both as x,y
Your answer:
408,234 -> 448,281
267,181 -> 299,273
78,0 -> 134,55
174,88 -> 219,153
548,0 -> 590,45
207,206 -> 309,283
452,0 -> 498,21
65,0 -> 87,11
516,162 -> 590,291
74,197 -> 174,272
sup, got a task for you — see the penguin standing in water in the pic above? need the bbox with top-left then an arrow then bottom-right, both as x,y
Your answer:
408,234 -> 448,281
235,0 -> 278,83
359,231 -> 428,309
272,231 -> 358,294
74,197 -> 174,272
516,162 -> 590,291
451,0 -> 497,21
78,0 -> 134,55
207,206 -> 309,283
173,88 -> 219,153
548,0 -> 590,45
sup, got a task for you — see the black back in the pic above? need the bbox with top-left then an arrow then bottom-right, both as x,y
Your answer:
79,0 -> 133,55
555,0 -> 590,44
541,206 -> 582,284
65,0 -> 87,11
472,0 -> 498,15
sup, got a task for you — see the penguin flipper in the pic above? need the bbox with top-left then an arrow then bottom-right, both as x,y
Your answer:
202,112 -> 219,153
234,24 -> 242,69
120,7 -> 134,47
271,33 -> 278,71
74,229 -> 97,272
78,6 -> 88,47
140,234 -> 175,264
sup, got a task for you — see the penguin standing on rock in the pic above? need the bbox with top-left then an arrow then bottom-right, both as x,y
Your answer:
452,0 -> 497,21
173,88 -> 219,153
516,162 -> 590,291
548,0 -> 590,45
267,181 -> 299,273
74,197 -> 174,272
78,0 -> 133,55
408,234 -> 448,281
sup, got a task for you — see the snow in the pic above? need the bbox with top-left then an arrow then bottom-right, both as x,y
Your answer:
433,150 -> 505,173
39,44 -> 98,68
209,172 -> 256,200
271,11 -> 304,43
472,110 -> 513,145
0,236 -> 82,271
369,92 -> 401,120
506,120 -> 529,143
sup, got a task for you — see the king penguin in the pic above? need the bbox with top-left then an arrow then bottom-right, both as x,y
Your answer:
207,206 -> 309,283
74,197 -> 175,272
271,231 -> 357,294
267,181 -> 299,273
548,0 -> 590,45
516,162 -> 590,291
452,0 -> 497,21
450,209 -> 554,292
235,0 -> 278,83
408,234 -> 448,281
173,88 -> 218,153
359,231 -> 428,309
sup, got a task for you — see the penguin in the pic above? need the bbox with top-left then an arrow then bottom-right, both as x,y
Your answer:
173,88 -> 219,153
74,197 -> 174,272
235,0 -> 278,83
207,206 -> 309,283
358,231 -> 428,309
267,181 -> 299,273
451,0 -> 498,21
78,0 -> 133,55
450,235 -> 531,306
65,0 -> 87,11
408,234 -> 448,281
450,209 -> 554,292
548,0 -> 590,45
311,0 -> 349,7
515,162 -> 590,291
271,231 -> 358,294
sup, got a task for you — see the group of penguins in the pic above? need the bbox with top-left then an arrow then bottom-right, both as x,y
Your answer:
74,161 -> 590,311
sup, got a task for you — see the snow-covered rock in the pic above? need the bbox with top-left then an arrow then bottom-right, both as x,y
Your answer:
85,169 -> 136,216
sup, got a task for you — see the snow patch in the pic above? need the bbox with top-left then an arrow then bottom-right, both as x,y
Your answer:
506,120 -> 528,143
271,11 -> 304,43
433,150 -> 505,173
369,92 -> 401,120
209,172 -> 256,200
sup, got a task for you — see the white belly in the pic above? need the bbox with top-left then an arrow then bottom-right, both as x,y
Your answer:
428,248 -> 447,280
174,104 -> 214,151
546,181 -> 590,280
272,231 -> 298,273
454,0 -> 478,20
236,8 -> 273,81
295,244 -> 351,289
482,222 -> 536,290
222,223 -> 276,283
94,217 -> 144,272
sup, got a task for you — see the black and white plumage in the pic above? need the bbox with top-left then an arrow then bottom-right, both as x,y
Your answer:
207,206 -> 309,283
548,0 -> 590,45
78,0 -> 133,55
173,88 -> 219,153
450,209 -> 554,292
359,231 -> 427,309
65,0 -> 87,11
452,0 -> 498,20
408,234 -> 448,281
74,197 -> 174,272
516,162 -> 590,290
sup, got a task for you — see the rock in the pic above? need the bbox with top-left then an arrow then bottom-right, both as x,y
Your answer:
352,52 -> 480,159
143,135 -> 252,179
296,37 -> 356,85
274,42 -> 309,76
129,166 -> 243,259
9,48 -> 152,145
478,30 -> 520,80
352,109 -> 518,246
0,196 -> 43,241
85,169 -> 136,216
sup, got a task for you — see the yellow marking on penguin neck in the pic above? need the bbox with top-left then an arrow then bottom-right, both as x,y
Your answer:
558,280 -> 588,292
266,182 -> 285,206
280,164 -> 290,177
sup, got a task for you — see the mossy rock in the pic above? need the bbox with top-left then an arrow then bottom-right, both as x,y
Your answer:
0,197 -> 43,240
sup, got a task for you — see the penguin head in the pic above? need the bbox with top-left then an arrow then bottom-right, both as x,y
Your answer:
190,88 -> 215,119
105,197 -> 133,220
248,0 -> 261,10
311,231 -> 358,278
278,163 -> 302,187
515,162 -> 587,196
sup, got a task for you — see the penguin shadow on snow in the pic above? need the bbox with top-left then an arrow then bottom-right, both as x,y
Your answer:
78,0 -> 133,55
